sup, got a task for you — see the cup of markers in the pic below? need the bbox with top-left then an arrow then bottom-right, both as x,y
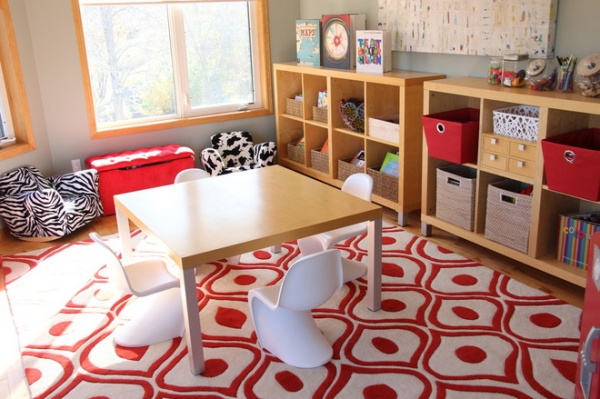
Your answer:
557,55 -> 577,92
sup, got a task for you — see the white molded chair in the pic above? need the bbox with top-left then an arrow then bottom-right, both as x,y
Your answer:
174,168 -> 210,184
248,249 -> 343,368
89,232 -> 184,347
297,173 -> 373,282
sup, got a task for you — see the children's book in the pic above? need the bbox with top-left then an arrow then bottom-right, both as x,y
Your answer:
296,19 -> 321,66
380,152 -> 399,177
356,30 -> 392,73
351,149 -> 365,167
317,90 -> 328,108
320,138 -> 329,153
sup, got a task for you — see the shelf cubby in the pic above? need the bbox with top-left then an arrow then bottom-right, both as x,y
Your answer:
273,62 -> 445,226
422,77 -> 600,288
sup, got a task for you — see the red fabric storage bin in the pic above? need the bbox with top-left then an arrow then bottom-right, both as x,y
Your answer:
86,144 -> 195,215
541,128 -> 600,201
422,108 -> 480,164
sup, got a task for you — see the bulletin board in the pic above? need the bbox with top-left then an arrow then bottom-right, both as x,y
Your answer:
377,0 -> 558,57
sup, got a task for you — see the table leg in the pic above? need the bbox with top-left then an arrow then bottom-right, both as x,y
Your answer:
115,207 -> 133,262
367,217 -> 382,311
180,267 -> 205,375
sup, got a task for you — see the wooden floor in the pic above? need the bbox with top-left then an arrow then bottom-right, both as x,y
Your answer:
0,208 -> 585,308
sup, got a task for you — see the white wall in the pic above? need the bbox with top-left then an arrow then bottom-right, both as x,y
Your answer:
301,0 -> 600,78
2,0 -> 599,175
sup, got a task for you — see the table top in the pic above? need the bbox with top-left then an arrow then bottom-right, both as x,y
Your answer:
114,166 -> 382,268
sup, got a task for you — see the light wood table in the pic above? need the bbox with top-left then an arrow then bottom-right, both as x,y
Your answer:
114,165 -> 383,375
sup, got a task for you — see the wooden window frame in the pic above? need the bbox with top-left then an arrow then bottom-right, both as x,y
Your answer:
71,0 -> 273,139
0,0 -> 35,160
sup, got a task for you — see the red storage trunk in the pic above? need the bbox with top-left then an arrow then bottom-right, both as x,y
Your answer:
422,108 -> 480,164
86,144 -> 195,215
541,128 -> 600,201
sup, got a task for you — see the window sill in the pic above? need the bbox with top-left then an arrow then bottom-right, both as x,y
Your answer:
90,106 -> 273,139
0,141 -> 36,161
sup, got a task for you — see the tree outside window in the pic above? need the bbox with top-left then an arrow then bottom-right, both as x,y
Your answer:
73,0 -> 271,137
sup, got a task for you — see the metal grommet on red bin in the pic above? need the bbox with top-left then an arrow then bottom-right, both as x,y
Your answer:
436,123 -> 445,133
563,150 -> 576,163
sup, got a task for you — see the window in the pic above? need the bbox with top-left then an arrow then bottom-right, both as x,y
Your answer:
0,0 -> 35,158
0,63 -> 14,141
73,0 -> 272,137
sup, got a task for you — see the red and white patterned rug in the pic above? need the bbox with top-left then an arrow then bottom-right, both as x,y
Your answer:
2,225 -> 581,399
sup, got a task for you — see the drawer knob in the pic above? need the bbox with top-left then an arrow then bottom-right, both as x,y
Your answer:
490,154 -> 496,161
518,144 -> 525,151
491,138 -> 497,145
517,161 -> 524,168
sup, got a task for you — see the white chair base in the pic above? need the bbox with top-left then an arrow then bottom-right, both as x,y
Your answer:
114,287 -> 184,347
298,237 -> 368,283
341,257 -> 368,283
249,286 -> 333,368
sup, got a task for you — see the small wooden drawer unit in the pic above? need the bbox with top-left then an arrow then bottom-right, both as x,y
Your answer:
482,133 -> 510,154
481,133 -> 536,178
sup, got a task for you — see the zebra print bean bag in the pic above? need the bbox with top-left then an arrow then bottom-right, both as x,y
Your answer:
0,166 -> 103,241
200,131 -> 277,176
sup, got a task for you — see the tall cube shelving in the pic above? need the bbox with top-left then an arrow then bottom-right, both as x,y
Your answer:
274,62 -> 444,225
421,77 -> 600,288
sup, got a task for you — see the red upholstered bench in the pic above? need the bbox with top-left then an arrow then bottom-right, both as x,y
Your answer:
85,144 -> 195,215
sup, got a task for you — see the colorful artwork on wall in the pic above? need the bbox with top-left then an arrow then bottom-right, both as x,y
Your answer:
377,0 -> 558,57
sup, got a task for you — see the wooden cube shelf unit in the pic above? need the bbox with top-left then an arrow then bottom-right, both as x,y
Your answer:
273,62 -> 444,226
421,77 -> 600,288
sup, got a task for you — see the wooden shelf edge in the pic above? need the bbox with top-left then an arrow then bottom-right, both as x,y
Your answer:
421,214 -> 586,288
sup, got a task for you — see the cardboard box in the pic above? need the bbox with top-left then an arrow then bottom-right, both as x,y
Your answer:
557,214 -> 600,269
368,114 -> 399,143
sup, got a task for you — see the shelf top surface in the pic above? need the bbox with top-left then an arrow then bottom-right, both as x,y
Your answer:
274,62 -> 446,85
424,77 -> 600,114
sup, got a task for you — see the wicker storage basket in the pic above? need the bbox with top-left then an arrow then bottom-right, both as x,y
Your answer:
311,149 -> 329,173
484,179 -> 533,253
367,167 -> 398,202
436,164 -> 477,231
338,159 -> 363,181
287,143 -> 305,164
313,106 -> 328,123
492,105 -> 539,142
286,98 -> 303,117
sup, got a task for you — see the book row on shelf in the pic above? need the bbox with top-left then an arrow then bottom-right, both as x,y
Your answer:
296,14 -> 392,73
